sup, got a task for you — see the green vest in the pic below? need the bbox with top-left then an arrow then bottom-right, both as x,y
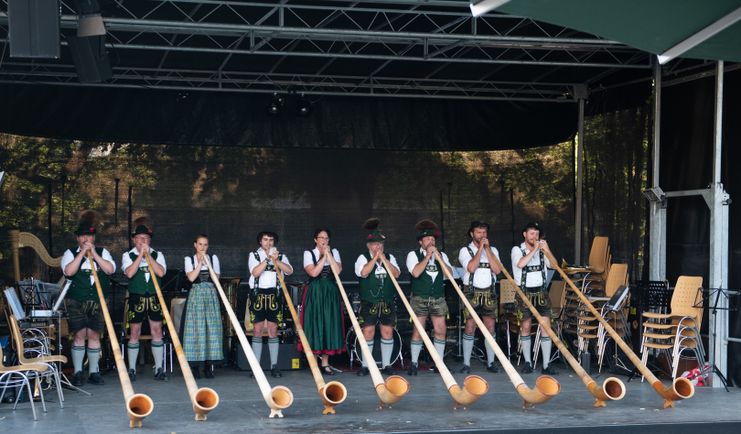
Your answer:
68,247 -> 110,301
358,253 -> 395,303
127,250 -> 161,295
410,250 -> 444,298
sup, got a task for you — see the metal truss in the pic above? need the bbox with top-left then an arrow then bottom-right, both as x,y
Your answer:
0,0 -> 651,101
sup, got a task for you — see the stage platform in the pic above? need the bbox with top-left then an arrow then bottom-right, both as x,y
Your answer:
2,360 -> 740,434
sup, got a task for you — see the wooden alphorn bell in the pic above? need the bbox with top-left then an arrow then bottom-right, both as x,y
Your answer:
379,254 -> 489,409
275,268 -> 347,414
87,252 -> 154,428
142,251 -> 220,420
325,253 -> 410,409
541,249 -> 694,409
489,254 -> 625,407
202,254 -> 294,418
434,251 -> 561,408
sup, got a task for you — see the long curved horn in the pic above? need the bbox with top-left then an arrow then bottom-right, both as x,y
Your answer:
88,252 -> 154,428
541,249 -> 693,408
275,269 -> 347,414
142,252 -> 219,420
434,251 -> 560,408
379,255 -> 488,408
202,255 -> 294,418
325,254 -> 410,408
489,254 -> 625,407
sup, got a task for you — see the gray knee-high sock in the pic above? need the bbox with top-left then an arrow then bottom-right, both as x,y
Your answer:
87,347 -> 101,373
252,336 -> 263,365
462,333 -> 474,366
127,342 -> 140,371
268,337 -> 280,366
541,336 -> 552,368
433,338 -> 446,360
151,340 -> 164,370
381,338 -> 394,367
71,345 -> 86,373
410,340 -> 423,364
362,342 -> 374,367
520,335 -> 532,364
484,335 -> 496,365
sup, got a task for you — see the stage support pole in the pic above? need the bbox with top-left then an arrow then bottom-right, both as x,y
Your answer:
648,59 -> 667,282
574,84 -> 587,264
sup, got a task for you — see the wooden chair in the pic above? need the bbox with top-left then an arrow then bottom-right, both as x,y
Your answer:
0,341 -> 50,420
8,314 -> 66,408
640,276 -> 704,381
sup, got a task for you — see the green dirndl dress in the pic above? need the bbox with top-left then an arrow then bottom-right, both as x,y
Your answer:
299,268 -> 346,356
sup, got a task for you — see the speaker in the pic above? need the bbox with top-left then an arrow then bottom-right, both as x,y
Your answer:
67,35 -> 112,83
8,0 -> 60,58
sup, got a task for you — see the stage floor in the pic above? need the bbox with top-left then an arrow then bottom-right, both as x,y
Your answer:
2,360 -> 740,434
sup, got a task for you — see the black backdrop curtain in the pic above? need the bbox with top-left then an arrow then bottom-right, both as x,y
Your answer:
0,83 -> 576,151
660,69 -> 741,386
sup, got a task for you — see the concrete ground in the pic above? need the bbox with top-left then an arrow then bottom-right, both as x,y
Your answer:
2,361 -> 740,434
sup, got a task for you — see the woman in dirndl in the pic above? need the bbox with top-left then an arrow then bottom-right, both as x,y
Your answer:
183,234 -> 224,378
300,228 -> 346,374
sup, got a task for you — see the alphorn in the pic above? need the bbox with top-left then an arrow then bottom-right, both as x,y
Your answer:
275,269 -> 347,414
87,252 -> 154,428
202,255 -> 294,418
434,251 -> 561,408
379,255 -> 488,408
142,252 -> 220,421
325,253 -> 410,408
489,254 -> 625,407
542,249 -> 694,409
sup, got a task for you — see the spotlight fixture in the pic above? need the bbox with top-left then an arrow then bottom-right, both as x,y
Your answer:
296,93 -> 311,117
76,0 -> 106,37
642,186 -> 666,203
469,0 -> 511,17
267,92 -> 285,116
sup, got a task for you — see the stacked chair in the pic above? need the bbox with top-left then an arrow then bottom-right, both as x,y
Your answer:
562,236 -> 611,339
640,276 -> 705,381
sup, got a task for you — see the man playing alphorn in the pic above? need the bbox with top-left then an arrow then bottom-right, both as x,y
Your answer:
61,211 -> 116,386
354,218 -> 401,376
122,218 -> 168,381
511,222 -> 558,375
248,231 -> 294,378
405,219 -> 453,375
458,221 -> 502,374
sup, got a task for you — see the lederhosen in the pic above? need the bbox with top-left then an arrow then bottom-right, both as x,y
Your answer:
410,250 -> 449,317
515,247 -> 551,320
358,253 -> 397,327
66,247 -> 110,334
250,251 -> 283,324
464,246 -> 498,320
126,250 -> 164,325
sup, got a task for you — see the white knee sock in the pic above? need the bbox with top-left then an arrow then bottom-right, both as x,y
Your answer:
126,342 -> 139,371
411,340 -> 423,364
268,337 -> 280,366
252,336 -> 263,365
151,340 -> 164,370
462,333 -> 474,366
520,335 -> 532,364
541,336 -> 552,368
433,338 -> 446,360
87,346 -> 101,373
71,345 -> 85,373
381,338 -> 394,368
361,342 -> 374,367
484,336 -> 496,365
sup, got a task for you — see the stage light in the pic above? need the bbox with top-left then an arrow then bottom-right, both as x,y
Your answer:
470,0 -> 511,17
76,0 -> 106,37
296,93 -> 311,117
642,187 -> 666,203
267,92 -> 285,116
